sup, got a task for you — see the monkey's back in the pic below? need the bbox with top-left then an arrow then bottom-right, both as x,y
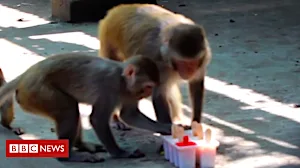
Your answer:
99,4 -> 194,59
18,53 -> 123,104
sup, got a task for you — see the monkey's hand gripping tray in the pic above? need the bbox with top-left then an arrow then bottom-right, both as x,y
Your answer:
162,130 -> 219,168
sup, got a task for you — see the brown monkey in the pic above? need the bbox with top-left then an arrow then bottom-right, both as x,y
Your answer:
0,53 -> 169,163
98,4 -> 212,130
0,68 -> 24,135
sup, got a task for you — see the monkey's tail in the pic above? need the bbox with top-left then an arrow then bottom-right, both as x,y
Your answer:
0,75 -> 22,107
0,68 -> 6,86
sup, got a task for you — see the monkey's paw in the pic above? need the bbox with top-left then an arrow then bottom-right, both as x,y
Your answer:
4,126 -> 25,135
177,124 -> 191,130
111,121 -> 132,131
75,142 -> 106,153
58,152 -> 105,163
128,149 -> 145,158
112,149 -> 145,159
12,127 -> 25,135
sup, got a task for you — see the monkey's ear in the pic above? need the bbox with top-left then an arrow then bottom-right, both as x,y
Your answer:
123,64 -> 136,78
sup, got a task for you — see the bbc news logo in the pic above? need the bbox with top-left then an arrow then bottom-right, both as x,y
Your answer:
6,140 -> 69,158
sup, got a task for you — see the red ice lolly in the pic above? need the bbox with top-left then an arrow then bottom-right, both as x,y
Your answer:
176,136 -> 196,147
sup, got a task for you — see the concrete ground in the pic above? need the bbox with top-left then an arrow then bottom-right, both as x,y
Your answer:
0,0 -> 300,167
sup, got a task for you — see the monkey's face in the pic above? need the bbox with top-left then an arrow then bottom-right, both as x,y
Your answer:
171,56 -> 202,80
165,24 -> 207,80
163,47 -> 205,80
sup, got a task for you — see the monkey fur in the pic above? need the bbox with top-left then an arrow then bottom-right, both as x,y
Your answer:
0,69 -> 24,135
98,4 -> 212,129
0,53 -> 170,162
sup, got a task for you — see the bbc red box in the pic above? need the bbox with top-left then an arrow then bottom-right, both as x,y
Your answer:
6,139 -> 69,158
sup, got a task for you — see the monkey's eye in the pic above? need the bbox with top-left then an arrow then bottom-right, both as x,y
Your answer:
138,89 -> 145,94
144,85 -> 153,90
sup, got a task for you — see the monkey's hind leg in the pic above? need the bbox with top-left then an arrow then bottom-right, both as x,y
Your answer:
0,98 -> 24,135
74,120 -> 107,153
99,39 -> 124,61
17,86 -> 104,163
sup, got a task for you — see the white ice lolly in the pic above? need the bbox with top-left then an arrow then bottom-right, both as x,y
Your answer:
198,128 -> 220,168
175,136 -> 197,168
